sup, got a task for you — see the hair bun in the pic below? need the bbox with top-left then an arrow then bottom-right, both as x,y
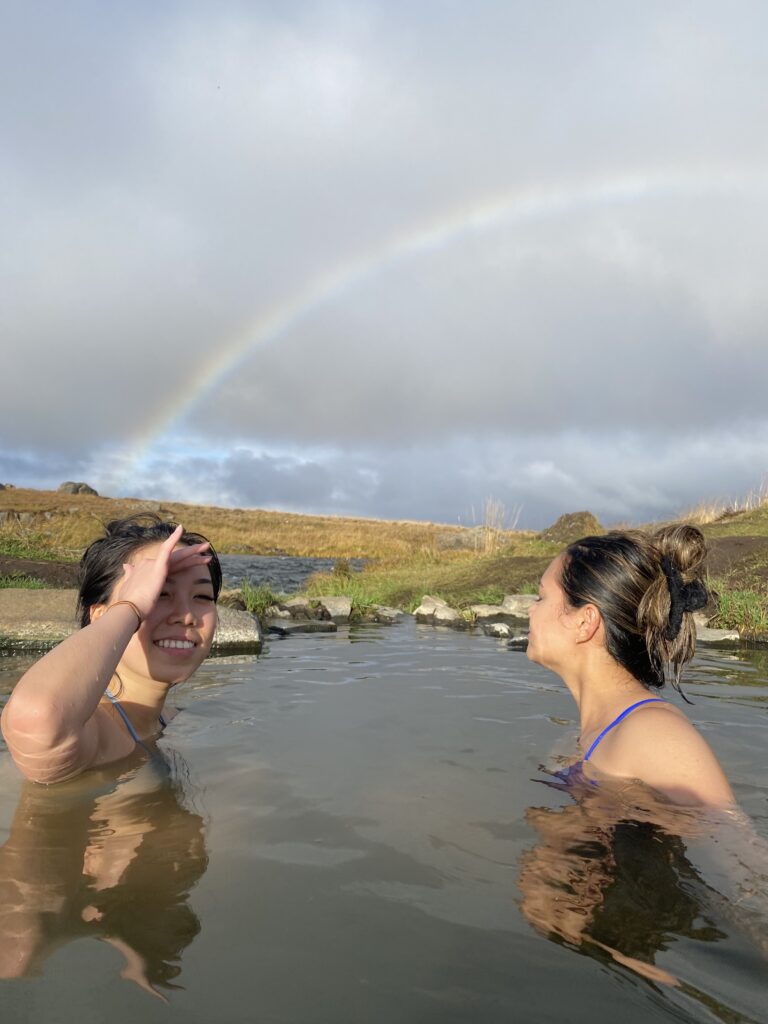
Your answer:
652,524 -> 707,577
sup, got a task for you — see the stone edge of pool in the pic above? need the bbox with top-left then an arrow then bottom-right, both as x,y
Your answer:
0,589 -> 264,653
0,588 -> 750,654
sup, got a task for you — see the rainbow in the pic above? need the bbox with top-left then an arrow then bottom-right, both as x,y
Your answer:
124,166 -> 761,472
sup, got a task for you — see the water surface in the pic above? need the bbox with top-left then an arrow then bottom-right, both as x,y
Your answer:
1,624 -> 766,1023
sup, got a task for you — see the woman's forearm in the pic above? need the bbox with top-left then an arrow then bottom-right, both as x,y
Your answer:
1,604 -> 139,745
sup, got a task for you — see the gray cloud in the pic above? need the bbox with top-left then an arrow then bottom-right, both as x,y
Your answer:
2,2 -> 768,524
67,424 -> 767,530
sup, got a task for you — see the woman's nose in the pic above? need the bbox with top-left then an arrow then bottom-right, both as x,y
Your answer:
168,598 -> 196,623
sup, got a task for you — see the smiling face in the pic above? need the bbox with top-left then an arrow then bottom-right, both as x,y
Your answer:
526,554 -> 583,673
111,543 -> 218,685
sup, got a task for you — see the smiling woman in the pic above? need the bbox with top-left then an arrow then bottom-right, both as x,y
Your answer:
0,515 -> 222,785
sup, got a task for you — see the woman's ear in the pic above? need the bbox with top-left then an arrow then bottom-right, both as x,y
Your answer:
89,604 -> 107,624
577,603 -> 602,643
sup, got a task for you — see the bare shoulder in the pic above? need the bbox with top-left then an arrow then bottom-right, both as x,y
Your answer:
591,702 -> 734,807
1,700 -> 132,784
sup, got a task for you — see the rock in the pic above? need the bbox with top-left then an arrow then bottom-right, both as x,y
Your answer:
0,511 -> 19,524
266,605 -> 291,619
433,605 -> 465,628
212,606 -> 263,652
696,626 -> 740,645
507,633 -> 530,650
18,512 -> 35,524
540,511 -> 603,545
0,589 -> 262,653
280,596 -> 315,620
266,619 -> 338,636
373,606 -> 404,625
470,604 -> 508,624
501,594 -> 537,618
314,595 -> 352,623
483,622 -> 511,638
218,588 -> 247,610
413,595 -> 449,623
0,589 -> 78,649
58,481 -> 98,496
692,610 -> 713,629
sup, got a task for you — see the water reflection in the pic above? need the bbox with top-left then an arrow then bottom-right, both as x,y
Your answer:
518,775 -> 768,1020
0,743 -> 207,999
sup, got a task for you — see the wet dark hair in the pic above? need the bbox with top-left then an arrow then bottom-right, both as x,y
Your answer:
560,525 -> 707,695
76,514 -> 222,628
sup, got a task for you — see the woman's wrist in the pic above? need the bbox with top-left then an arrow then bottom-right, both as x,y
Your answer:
107,600 -> 143,633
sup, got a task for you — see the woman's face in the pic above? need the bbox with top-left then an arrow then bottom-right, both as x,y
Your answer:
113,542 -> 218,685
526,554 -> 583,673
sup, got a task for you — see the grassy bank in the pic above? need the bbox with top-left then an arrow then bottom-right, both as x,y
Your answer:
2,486 -> 767,636
0,488 -> 521,561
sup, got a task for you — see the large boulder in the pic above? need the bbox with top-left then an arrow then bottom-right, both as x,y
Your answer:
314,596 -> 352,623
280,596 -> 315,620
58,481 -> 99,496
469,604 -> 509,624
540,511 -> 602,546
433,604 -> 465,628
413,595 -> 450,624
501,594 -> 537,618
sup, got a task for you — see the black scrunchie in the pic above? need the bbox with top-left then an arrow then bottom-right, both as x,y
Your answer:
661,556 -> 708,641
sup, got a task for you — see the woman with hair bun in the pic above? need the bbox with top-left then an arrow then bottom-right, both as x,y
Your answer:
527,524 -> 734,806
1,515 -> 221,785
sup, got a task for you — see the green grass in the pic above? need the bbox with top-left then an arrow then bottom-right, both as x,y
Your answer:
0,573 -> 48,589
305,549 -> 552,613
240,581 -> 284,619
712,588 -> 768,635
0,530 -> 68,560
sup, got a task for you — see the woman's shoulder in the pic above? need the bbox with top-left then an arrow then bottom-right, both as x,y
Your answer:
590,701 -> 734,807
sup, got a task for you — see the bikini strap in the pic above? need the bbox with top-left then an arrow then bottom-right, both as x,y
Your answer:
104,691 -> 167,742
583,697 -> 666,762
103,690 -> 142,744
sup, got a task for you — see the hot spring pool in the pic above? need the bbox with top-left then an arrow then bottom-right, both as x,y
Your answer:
1,621 -> 766,1023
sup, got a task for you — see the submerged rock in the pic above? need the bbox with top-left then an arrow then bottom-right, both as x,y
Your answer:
373,606 -> 404,625
266,619 -> 338,635
483,622 -> 511,638
507,633 -> 530,650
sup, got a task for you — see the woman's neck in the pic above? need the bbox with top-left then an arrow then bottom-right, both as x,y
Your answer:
108,667 -> 170,736
559,650 -> 651,741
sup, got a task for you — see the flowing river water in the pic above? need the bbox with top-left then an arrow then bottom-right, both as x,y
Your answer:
0,559 -> 766,1022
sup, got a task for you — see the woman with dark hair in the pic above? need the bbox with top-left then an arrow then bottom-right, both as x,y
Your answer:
1,515 -> 221,785
527,524 -> 734,806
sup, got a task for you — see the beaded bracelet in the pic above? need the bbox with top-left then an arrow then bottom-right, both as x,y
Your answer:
108,600 -> 143,632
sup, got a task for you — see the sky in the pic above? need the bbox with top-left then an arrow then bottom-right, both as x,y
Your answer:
3,0 -> 768,529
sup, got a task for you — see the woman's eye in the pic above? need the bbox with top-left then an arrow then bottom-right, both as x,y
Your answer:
195,594 -> 214,602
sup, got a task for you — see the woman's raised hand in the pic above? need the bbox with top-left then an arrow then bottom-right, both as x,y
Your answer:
111,525 -> 212,621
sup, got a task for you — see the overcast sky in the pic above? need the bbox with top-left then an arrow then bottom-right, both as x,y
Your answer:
3,1 -> 768,528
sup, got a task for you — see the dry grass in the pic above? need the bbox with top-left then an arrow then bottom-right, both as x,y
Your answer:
0,487 -> 525,561
684,479 -> 768,526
